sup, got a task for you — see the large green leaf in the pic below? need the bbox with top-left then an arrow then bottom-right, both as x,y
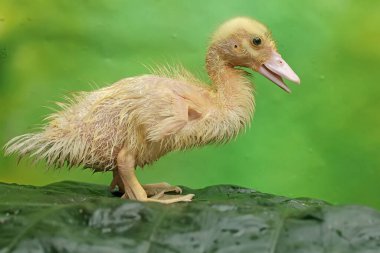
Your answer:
0,181 -> 379,253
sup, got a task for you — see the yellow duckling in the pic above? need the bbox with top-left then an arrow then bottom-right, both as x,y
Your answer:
5,17 -> 300,204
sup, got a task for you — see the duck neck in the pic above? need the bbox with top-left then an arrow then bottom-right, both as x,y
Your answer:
206,46 -> 254,117
205,45 -> 255,127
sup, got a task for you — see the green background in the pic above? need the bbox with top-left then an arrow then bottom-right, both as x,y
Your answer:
0,0 -> 379,209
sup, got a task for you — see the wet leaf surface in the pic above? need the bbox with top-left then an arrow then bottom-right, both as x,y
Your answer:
0,181 -> 379,253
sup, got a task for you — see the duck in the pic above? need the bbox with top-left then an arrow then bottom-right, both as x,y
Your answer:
4,17 -> 300,204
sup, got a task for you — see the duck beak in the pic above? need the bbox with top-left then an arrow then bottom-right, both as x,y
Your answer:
258,51 -> 300,93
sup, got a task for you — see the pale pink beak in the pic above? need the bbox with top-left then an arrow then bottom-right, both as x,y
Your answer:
258,51 -> 300,93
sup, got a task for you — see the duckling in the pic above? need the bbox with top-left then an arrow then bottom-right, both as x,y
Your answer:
4,17 -> 300,204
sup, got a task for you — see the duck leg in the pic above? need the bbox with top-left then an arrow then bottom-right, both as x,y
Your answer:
110,170 -> 125,193
116,148 -> 194,204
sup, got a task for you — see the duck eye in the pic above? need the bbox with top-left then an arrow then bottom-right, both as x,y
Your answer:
252,37 -> 262,46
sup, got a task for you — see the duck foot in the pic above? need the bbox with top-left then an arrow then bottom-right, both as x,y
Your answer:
115,148 -> 195,204
143,182 -> 182,197
121,191 -> 194,204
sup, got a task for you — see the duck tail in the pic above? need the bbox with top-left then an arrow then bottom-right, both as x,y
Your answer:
4,132 -> 57,167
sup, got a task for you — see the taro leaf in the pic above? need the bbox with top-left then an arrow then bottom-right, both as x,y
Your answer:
0,181 -> 379,253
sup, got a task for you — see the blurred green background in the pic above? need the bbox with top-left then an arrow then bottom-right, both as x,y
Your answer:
1,0 -> 379,209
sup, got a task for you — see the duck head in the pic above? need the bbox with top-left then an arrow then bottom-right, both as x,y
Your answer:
210,17 -> 300,92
